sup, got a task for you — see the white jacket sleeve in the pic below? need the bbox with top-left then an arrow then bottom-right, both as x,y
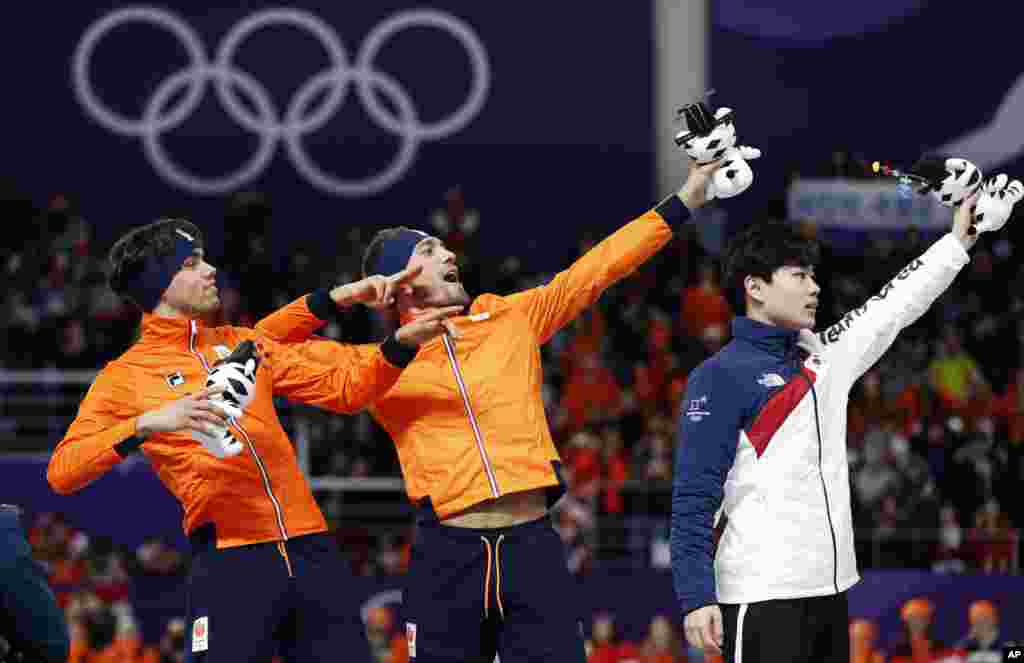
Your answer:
817,233 -> 970,388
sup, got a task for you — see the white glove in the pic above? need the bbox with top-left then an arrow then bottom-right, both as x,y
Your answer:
933,157 -> 983,207
973,173 -> 1024,234
191,400 -> 244,458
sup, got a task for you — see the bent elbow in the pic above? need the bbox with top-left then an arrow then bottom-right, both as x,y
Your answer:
46,459 -> 78,495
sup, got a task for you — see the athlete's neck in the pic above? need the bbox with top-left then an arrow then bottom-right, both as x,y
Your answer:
150,301 -> 192,319
398,303 -> 464,326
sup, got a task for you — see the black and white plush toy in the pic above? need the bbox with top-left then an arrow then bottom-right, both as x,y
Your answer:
192,340 -> 260,458
674,101 -> 761,200
901,156 -> 1022,233
972,172 -> 1023,234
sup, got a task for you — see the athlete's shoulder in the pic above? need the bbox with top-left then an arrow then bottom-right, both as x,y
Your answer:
470,292 -> 510,312
213,324 -> 255,344
689,341 -> 748,382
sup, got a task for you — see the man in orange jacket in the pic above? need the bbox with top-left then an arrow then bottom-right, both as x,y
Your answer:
49,218 -> 459,662
256,160 -> 726,662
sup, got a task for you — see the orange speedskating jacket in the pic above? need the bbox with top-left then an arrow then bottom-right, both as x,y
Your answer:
49,313 -> 409,548
256,200 -> 685,518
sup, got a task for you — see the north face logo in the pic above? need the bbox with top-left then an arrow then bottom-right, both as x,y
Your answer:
757,373 -> 786,388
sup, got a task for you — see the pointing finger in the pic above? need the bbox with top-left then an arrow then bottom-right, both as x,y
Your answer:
390,264 -> 423,284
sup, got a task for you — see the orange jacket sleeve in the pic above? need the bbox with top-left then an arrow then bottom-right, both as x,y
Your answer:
48,364 -> 142,495
505,198 -> 685,344
256,332 -> 409,414
252,293 -> 416,413
255,293 -> 331,345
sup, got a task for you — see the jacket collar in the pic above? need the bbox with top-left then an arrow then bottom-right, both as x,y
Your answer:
140,313 -> 200,346
731,316 -> 800,358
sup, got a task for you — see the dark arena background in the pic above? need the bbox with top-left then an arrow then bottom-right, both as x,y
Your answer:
2,1 -> 1024,661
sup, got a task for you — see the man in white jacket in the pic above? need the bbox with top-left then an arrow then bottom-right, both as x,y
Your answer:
671,165 -> 1020,662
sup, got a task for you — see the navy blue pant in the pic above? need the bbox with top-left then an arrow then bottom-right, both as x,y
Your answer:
184,527 -> 368,663
0,505 -> 70,663
403,515 -> 586,663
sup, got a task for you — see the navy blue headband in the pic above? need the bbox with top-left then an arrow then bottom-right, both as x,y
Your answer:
124,228 -> 198,311
370,229 -> 431,277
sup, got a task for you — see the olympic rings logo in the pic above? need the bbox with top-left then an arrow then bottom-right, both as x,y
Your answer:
72,7 -> 491,197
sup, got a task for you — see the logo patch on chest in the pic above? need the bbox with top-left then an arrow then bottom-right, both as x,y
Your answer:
165,372 -> 186,390
757,373 -> 786,388
686,395 -> 711,422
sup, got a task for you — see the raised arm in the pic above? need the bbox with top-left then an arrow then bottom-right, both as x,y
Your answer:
817,202 -> 976,387
506,162 -> 726,344
672,363 -> 743,654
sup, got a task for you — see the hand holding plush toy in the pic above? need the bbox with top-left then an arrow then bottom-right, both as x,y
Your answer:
877,156 -> 1022,235
674,101 -> 761,200
192,340 -> 260,459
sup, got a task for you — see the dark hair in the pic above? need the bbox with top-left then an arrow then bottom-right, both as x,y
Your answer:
361,226 -> 413,278
108,219 -> 203,304
722,220 -> 820,312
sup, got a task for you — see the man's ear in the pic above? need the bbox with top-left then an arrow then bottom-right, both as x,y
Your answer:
744,274 -> 763,305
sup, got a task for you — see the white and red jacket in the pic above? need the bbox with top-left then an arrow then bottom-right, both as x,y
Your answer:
672,233 -> 970,615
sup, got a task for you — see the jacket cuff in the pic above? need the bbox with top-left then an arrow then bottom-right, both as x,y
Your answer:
381,334 -> 418,368
655,194 -> 692,227
679,595 -> 717,618
306,289 -> 337,322
114,419 -> 146,458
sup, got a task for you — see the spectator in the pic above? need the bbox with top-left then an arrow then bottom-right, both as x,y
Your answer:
679,259 -> 732,341
639,615 -> 685,663
600,427 -> 631,514
953,599 -> 1004,659
854,434 -> 902,526
928,326 -> 990,416
67,593 -> 118,663
850,618 -> 885,663
931,504 -> 967,574
587,613 -> 639,663
135,538 -> 184,576
966,500 -> 1016,574
553,495 -> 596,576
156,618 -> 186,663
560,355 -> 624,433
992,365 -> 1024,446
888,597 -> 952,663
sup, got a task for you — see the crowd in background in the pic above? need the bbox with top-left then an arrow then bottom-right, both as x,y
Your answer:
23,509 -> 1015,662
3,177 -> 1024,660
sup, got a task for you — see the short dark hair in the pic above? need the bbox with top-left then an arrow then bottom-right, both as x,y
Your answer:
108,219 -> 203,305
361,226 -> 413,278
722,221 -> 820,312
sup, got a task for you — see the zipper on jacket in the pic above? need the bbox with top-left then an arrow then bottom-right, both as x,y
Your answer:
799,373 -> 840,594
190,322 -> 289,540
441,334 -> 500,498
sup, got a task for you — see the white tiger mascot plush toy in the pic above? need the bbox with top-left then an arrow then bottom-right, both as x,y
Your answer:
192,340 -> 260,458
912,157 -> 1023,234
674,102 -> 761,200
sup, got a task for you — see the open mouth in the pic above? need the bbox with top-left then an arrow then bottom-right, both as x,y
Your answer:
443,268 -> 460,283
